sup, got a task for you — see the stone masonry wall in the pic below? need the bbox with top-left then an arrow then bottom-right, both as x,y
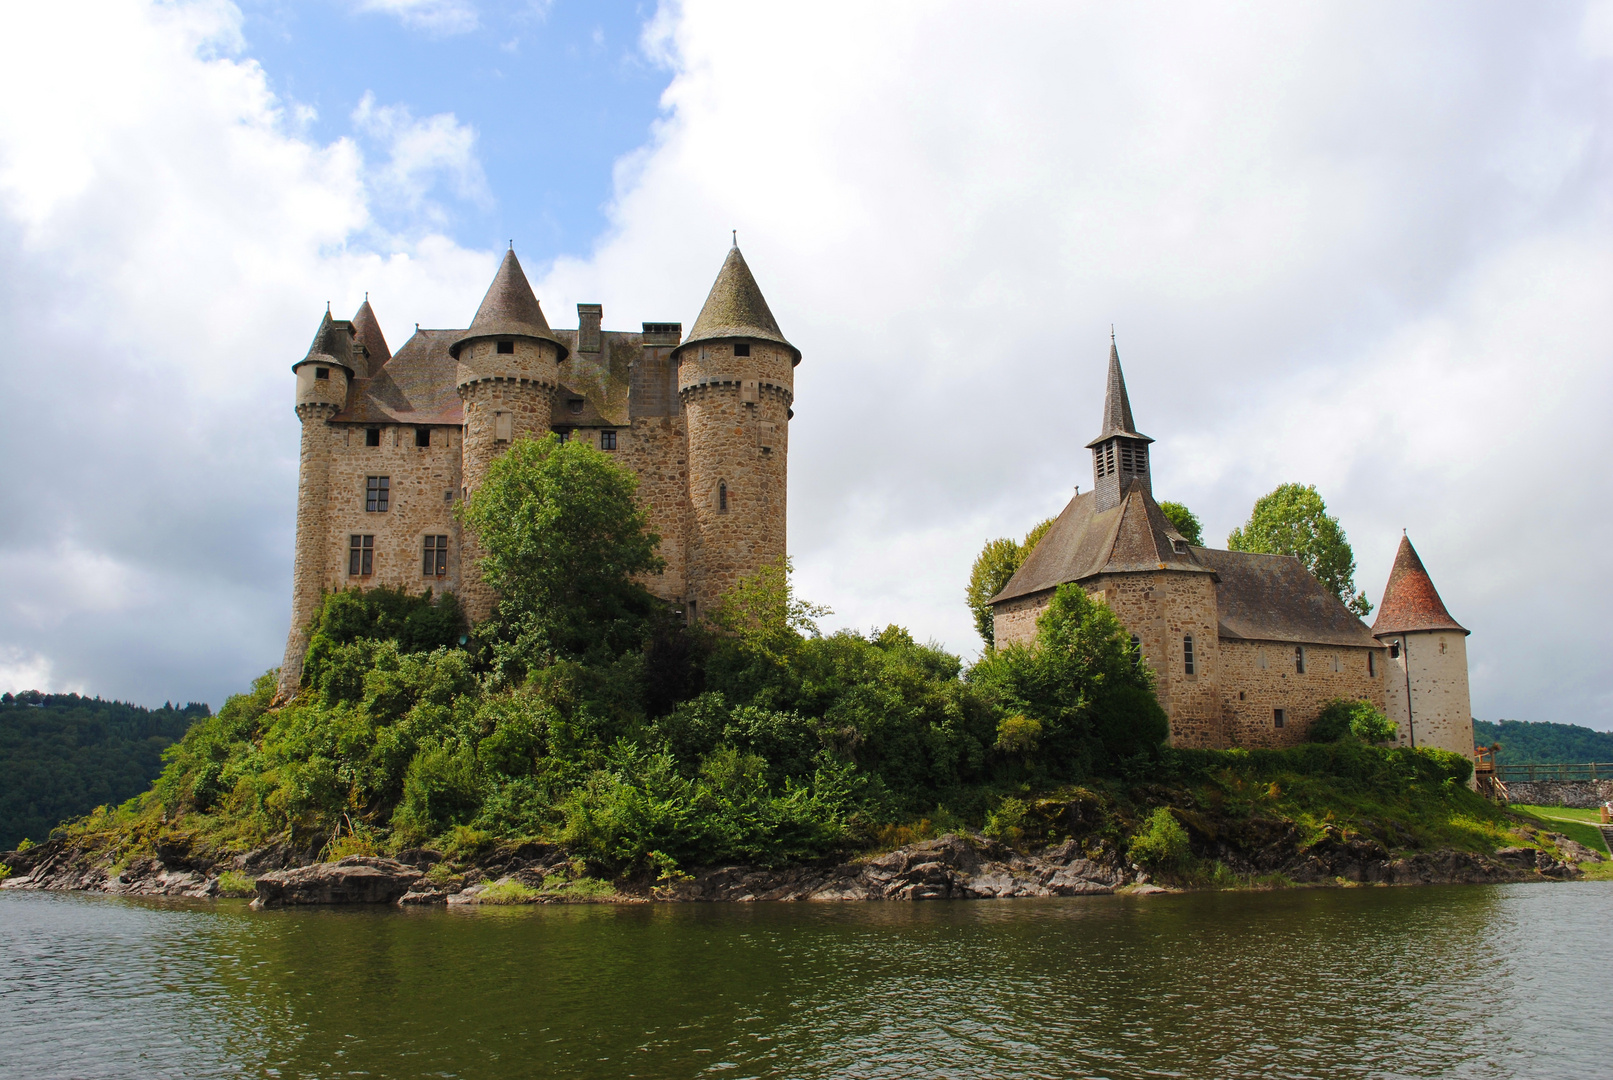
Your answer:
991,592 -> 1045,649
1217,639 -> 1385,748
618,413 -> 690,603
679,340 -> 792,616
1089,572 -> 1225,749
278,402 -> 340,698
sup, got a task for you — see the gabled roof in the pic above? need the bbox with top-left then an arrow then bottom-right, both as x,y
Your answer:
1085,339 -> 1151,448
335,329 -> 464,426
293,310 -> 356,373
1371,535 -> 1468,637
674,244 -> 799,362
990,481 -> 1207,604
449,249 -> 567,360
351,298 -> 390,376
1195,548 -> 1381,648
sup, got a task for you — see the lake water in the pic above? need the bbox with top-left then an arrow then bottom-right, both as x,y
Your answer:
1,883 -> 1609,1079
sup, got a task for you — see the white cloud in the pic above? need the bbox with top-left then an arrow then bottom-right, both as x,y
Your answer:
0,648 -> 75,698
0,0 -> 496,706
354,0 -> 478,35
537,0 -> 1613,727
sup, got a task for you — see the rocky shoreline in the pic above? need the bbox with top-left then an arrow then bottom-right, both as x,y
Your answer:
2,822 -> 1598,907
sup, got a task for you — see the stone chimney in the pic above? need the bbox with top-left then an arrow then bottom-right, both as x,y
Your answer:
577,303 -> 602,352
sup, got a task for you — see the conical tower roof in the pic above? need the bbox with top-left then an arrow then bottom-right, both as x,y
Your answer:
449,249 -> 567,359
292,309 -> 355,373
1086,338 -> 1151,447
675,244 -> 799,362
351,297 -> 390,374
1371,534 -> 1468,636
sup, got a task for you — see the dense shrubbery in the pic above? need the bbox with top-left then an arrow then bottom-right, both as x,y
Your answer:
1310,698 -> 1397,745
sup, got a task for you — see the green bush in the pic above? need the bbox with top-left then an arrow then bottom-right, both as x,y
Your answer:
1311,699 -> 1397,744
215,870 -> 255,897
1128,808 -> 1190,869
477,878 -> 540,904
984,797 -> 1030,842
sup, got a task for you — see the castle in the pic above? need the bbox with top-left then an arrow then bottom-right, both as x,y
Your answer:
279,243 -> 796,697
989,342 -> 1474,758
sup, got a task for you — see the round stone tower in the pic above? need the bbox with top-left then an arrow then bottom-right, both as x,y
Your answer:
452,249 -> 567,621
1372,534 -> 1474,761
673,243 -> 798,620
278,310 -> 358,699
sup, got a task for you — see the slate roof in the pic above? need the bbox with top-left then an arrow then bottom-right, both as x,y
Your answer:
335,329 -> 464,426
990,481 -> 1208,604
1371,535 -> 1468,637
675,245 -> 799,363
1086,340 -> 1151,448
1194,547 -> 1381,648
294,310 -> 357,373
350,298 -> 390,377
449,249 -> 568,360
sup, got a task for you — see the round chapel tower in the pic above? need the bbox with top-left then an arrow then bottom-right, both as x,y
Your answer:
674,244 -> 798,620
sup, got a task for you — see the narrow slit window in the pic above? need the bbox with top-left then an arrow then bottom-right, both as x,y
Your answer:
348,535 -> 373,576
733,343 -> 751,357
1368,651 -> 1377,677
366,476 -> 390,512
423,535 -> 447,577
496,340 -> 515,354
600,430 -> 617,451
415,428 -> 430,448
1273,708 -> 1285,729
718,481 -> 728,512
366,428 -> 381,447
1129,634 -> 1141,666
1295,646 -> 1305,674
1183,634 -> 1195,675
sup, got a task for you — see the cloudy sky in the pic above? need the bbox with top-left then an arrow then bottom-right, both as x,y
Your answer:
1,1 -> 1609,729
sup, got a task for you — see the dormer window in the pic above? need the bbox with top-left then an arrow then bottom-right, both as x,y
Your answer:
733,343 -> 751,357
568,398 -> 584,415
496,340 -> 515,354
1171,538 -> 1188,555
315,367 -> 329,380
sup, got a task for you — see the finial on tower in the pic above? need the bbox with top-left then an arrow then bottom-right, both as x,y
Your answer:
731,229 -> 737,248
509,239 -> 514,250
1111,324 -> 1115,343
326,300 -> 331,313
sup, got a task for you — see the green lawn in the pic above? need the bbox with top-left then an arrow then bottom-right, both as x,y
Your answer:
1513,805 -> 1610,855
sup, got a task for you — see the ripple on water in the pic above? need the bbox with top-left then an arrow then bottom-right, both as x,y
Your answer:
2,884 -> 1609,1079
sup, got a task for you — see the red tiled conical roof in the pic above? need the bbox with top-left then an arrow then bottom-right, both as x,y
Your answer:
1371,534 -> 1467,637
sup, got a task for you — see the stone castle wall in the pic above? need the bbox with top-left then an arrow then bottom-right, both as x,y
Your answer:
1382,630 -> 1474,758
1217,640 -> 1384,748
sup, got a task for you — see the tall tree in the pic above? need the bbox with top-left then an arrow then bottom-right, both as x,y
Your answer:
462,434 -> 665,674
966,517 -> 1056,648
1158,501 -> 1203,546
1227,483 -> 1372,616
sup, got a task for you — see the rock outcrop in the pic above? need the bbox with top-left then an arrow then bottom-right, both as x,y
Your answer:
250,856 -> 423,907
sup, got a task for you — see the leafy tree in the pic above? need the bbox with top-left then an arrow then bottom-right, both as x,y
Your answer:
1472,719 -> 1613,764
301,586 -> 464,692
1227,483 -> 1371,616
709,556 -> 831,667
463,434 -> 665,676
1158,501 -> 1203,546
965,517 -> 1056,649
1310,698 -> 1396,744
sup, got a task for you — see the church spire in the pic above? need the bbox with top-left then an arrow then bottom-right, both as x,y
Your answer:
1085,335 -> 1153,512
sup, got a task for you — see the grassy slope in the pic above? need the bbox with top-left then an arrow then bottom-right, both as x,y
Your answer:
1511,805 -> 1609,855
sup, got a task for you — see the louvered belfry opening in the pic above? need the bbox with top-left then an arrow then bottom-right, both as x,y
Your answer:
1087,337 -> 1153,513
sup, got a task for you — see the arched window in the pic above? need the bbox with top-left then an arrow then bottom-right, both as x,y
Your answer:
718,481 -> 728,512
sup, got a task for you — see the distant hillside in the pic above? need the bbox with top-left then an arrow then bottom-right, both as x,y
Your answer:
0,692 -> 207,851
1473,718 -> 1613,765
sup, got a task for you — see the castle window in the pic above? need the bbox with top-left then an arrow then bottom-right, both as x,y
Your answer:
1332,653 -> 1341,673
1388,642 -> 1400,659
415,428 -> 430,448
1294,646 -> 1305,674
315,367 -> 329,380
1171,538 -> 1188,554
1239,691 -> 1246,701
1129,634 -> 1142,666
366,428 -> 381,447
568,398 -> 584,415
733,343 -> 751,357
496,340 -> 515,354
557,430 -> 569,444
423,535 -> 448,577
600,430 -> 617,451
1183,635 -> 1195,675
718,481 -> 728,512
1273,708 -> 1285,729
1368,652 -> 1377,677
348,535 -> 373,576
366,476 -> 390,512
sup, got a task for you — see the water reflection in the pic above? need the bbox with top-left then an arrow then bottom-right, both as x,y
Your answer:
1,885 -> 1605,1079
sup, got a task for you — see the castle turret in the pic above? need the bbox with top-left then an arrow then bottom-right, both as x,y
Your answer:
674,243 -> 797,619
279,309 -> 360,699
1372,534 -> 1473,760
1086,337 -> 1153,512
453,249 -> 566,620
